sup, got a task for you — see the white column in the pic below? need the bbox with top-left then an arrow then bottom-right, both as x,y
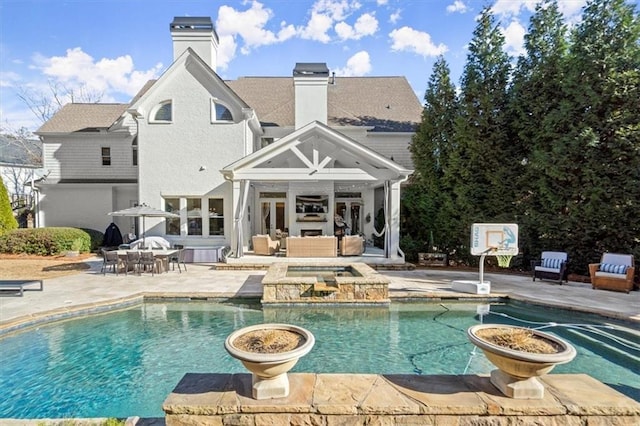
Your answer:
230,180 -> 242,257
389,181 -> 402,260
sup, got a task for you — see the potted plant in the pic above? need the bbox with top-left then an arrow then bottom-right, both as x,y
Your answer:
467,324 -> 576,399
224,323 -> 315,400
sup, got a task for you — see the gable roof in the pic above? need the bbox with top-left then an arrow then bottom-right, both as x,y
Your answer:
221,121 -> 412,182
226,76 -> 422,132
36,103 -> 129,134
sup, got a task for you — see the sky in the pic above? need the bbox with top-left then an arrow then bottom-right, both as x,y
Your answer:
0,0 -> 596,133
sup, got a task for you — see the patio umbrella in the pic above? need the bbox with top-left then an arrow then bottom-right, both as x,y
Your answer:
107,203 -> 179,247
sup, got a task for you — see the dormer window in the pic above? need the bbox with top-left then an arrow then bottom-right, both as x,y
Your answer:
151,101 -> 172,122
212,100 -> 233,122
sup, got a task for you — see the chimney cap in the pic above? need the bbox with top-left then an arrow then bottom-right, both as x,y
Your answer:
171,17 -> 213,31
293,63 -> 329,77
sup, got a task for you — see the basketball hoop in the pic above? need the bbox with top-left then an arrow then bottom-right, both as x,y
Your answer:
496,254 -> 513,268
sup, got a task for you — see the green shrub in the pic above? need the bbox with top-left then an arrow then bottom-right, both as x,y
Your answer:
79,228 -> 105,251
0,227 -> 92,255
0,178 -> 18,236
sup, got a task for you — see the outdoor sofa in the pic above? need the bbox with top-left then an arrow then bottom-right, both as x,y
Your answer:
286,236 -> 337,257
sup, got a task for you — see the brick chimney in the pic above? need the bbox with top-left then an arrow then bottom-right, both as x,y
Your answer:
170,17 -> 219,71
293,63 -> 329,129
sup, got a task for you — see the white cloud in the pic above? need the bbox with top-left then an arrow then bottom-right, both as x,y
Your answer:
389,27 -> 448,57
447,1 -> 468,14
216,1 -> 296,61
33,48 -> 162,98
389,9 -> 401,24
377,0 -> 388,5
332,51 -> 371,76
311,0 -> 361,21
299,11 -> 335,42
335,12 -> 378,40
501,20 -> 526,56
492,0 -> 537,17
0,71 -> 21,88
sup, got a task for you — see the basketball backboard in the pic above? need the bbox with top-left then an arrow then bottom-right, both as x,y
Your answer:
470,223 -> 518,256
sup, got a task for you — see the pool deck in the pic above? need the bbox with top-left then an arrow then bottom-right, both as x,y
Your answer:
1,257 -> 639,425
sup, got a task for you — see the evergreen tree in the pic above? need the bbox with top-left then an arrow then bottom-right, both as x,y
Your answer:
444,7 -> 512,261
508,0 -> 570,261
562,0 -> 640,271
405,57 -> 457,254
0,177 -> 18,235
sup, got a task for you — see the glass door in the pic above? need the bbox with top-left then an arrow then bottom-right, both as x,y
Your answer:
260,198 -> 287,239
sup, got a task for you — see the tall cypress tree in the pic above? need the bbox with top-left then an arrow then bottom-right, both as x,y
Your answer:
508,0 -> 570,261
0,178 -> 18,236
406,57 -> 458,254
444,7 -> 512,261
562,0 -> 640,270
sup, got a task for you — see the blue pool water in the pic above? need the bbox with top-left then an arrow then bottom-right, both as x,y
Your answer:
1,300 -> 638,419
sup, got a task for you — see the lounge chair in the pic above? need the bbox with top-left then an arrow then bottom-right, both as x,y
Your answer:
589,253 -> 635,293
531,251 -> 568,284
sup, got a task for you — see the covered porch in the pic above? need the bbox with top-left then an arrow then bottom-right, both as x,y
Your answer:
221,121 -> 412,264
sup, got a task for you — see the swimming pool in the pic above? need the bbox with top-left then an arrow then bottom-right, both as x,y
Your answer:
1,300 -> 638,419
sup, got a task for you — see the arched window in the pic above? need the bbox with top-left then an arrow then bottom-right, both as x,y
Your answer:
212,101 -> 233,122
151,101 -> 172,122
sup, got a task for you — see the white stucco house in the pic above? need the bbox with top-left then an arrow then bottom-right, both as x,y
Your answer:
34,17 -> 422,262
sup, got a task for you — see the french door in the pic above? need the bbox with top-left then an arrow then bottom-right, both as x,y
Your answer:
260,197 -> 286,238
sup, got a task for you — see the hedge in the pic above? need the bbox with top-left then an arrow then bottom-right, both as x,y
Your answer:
0,227 -> 103,256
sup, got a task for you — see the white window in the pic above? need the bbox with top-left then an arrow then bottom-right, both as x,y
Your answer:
163,197 -> 225,237
151,101 -> 172,122
101,147 -> 111,166
212,100 -> 233,122
132,137 -> 138,166
164,198 -> 180,235
208,199 -> 224,235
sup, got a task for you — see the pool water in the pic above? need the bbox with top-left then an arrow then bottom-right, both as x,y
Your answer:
1,301 -> 638,419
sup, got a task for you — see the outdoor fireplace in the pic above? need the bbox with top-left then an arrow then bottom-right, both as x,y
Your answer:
301,229 -> 323,237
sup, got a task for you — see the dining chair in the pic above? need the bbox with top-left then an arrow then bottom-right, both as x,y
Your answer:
124,251 -> 140,275
169,245 -> 187,273
101,249 -> 121,275
138,251 -> 158,276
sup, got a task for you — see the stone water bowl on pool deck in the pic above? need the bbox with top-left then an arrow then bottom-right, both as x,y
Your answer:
224,323 -> 315,399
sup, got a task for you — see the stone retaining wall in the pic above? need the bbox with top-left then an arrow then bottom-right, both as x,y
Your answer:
164,373 -> 640,425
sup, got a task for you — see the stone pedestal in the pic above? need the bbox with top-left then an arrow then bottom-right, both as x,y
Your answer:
451,280 -> 490,294
490,369 -> 545,399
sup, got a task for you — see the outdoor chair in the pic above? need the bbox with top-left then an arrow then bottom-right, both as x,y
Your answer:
169,244 -> 187,273
589,253 -> 635,293
252,235 -> 280,256
101,249 -> 121,275
531,251 -> 568,284
124,251 -> 140,275
340,235 -> 365,256
138,251 -> 158,276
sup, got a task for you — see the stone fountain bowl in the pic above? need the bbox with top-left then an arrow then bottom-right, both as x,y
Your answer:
467,324 -> 577,379
224,323 -> 315,399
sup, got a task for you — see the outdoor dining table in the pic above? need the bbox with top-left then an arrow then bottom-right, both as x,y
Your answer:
114,249 -> 178,274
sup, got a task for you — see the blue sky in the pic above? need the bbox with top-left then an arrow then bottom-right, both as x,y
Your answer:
0,0 -> 593,132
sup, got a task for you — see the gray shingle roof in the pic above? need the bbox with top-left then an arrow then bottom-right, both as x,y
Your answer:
226,76 -> 422,132
37,75 -> 422,133
36,103 -> 129,134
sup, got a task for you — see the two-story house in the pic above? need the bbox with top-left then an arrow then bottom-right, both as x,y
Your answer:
35,17 -> 422,262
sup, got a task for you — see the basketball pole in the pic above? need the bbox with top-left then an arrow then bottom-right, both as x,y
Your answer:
479,247 -> 496,285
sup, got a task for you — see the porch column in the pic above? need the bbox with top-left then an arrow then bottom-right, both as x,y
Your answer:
231,179 -> 250,258
389,180 -> 402,260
